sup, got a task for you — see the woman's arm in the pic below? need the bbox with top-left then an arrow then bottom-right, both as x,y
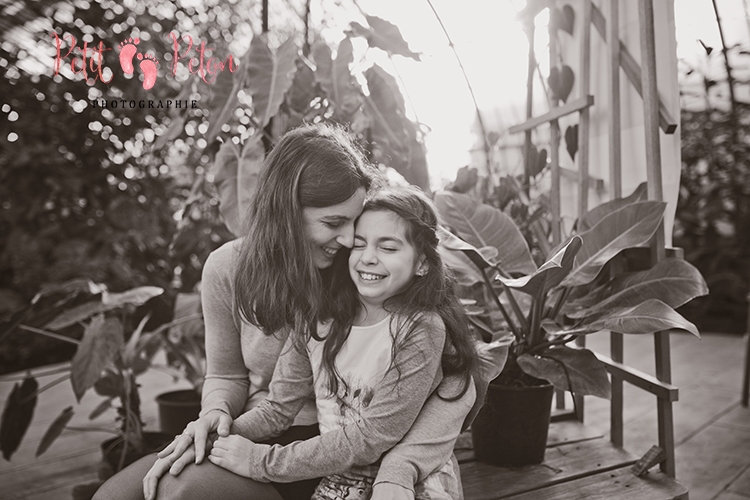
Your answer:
163,243 -> 250,464
200,243 -> 251,418
373,374 -> 476,494
231,336 -> 315,441
209,315 -> 446,483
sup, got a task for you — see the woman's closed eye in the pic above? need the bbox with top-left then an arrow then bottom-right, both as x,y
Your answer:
323,220 -> 345,228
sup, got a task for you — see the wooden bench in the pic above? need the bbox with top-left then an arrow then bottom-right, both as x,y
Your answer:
457,420 -> 688,500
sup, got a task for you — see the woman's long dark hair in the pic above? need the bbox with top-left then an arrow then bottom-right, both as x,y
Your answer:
234,123 -> 376,336
319,186 -> 478,401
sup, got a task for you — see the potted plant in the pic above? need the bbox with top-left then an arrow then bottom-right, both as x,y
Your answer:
435,183 -> 708,466
154,291 -> 205,436
0,282 -> 175,479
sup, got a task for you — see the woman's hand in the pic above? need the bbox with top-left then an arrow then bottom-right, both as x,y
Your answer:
142,453 -> 189,500
157,409 -> 232,465
207,435 -> 258,478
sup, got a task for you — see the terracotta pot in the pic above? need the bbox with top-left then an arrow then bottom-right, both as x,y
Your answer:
470,380 -> 554,466
155,389 -> 202,435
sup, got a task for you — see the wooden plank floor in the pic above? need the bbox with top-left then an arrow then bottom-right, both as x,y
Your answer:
0,353 -> 192,500
1,332 -> 749,500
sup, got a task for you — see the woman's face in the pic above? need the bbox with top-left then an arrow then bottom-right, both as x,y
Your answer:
302,187 -> 367,269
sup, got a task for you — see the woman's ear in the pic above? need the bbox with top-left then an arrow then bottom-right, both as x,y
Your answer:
415,256 -> 429,277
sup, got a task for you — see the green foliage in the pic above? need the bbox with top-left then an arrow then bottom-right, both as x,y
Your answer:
437,183 -> 708,398
1,0 -> 427,371
203,17 -> 431,236
677,104 -> 750,332
0,0 -> 238,372
0,282 -> 201,466
0,377 -> 38,460
677,42 -> 750,333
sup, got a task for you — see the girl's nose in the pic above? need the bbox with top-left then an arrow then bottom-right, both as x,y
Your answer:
360,245 -> 378,265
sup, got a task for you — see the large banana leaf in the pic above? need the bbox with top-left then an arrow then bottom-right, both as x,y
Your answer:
517,347 -> 611,398
0,376 -> 38,460
70,315 -> 124,401
434,191 -> 536,276
438,235 -> 497,287
286,58 -> 317,115
497,236 -> 582,301
561,201 -> 666,287
350,15 -> 420,60
205,51 -> 250,146
245,36 -> 299,129
312,38 -> 362,120
364,65 -> 430,190
44,286 -> 164,331
36,407 -> 74,457
578,182 -> 648,232
565,258 -> 708,320
212,136 -> 265,236
544,299 -> 700,337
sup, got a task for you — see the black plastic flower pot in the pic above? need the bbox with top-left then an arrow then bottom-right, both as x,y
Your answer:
155,389 -> 202,436
101,431 -> 172,472
470,380 -> 554,467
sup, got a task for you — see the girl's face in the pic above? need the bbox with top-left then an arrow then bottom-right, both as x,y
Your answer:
349,210 -> 426,308
302,187 -> 367,269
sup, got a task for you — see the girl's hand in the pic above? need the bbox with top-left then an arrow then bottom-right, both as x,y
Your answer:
207,435 -> 257,478
157,409 -> 232,464
371,483 -> 415,500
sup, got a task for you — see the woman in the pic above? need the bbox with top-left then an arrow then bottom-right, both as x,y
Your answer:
93,124 -> 475,500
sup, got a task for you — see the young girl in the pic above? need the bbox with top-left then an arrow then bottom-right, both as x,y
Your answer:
205,186 -> 477,499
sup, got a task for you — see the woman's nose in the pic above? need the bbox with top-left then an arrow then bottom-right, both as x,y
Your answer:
335,222 -> 355,248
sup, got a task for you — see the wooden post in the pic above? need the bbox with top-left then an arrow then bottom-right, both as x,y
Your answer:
572,0 -> 594,423
262,0 -> 269,33
638,0 -> 675,477
607,0 -> 625,449
742,287 -> 750,407
550,18 -> 562,247
608,0 -> 623,200
523,23 -> 536,197
577,0 -> 592,218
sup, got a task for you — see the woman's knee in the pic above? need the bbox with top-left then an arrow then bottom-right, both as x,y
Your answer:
92,454 -> 158,500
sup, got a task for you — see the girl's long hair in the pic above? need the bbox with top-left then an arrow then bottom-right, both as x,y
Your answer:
234,123 -> 376,336
319,186 -> 478,400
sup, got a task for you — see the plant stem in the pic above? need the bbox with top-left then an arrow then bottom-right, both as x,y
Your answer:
531,335 -> 576,354
423,0 -> 493,180
550,287 -> 571,319
19,325 -> 80,345
66,426 -> 119,434
497,281 -> 528,332
711,0 -> 737,124
21,374 -> 70,405
481,268 -> 520,341
0,365 -> 70,382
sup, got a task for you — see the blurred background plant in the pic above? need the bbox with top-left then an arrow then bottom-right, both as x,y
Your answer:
0,0 -> 430,374
676,30 -> 750,334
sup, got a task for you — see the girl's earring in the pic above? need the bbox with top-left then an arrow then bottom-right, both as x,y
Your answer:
416,268 -> 427,277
